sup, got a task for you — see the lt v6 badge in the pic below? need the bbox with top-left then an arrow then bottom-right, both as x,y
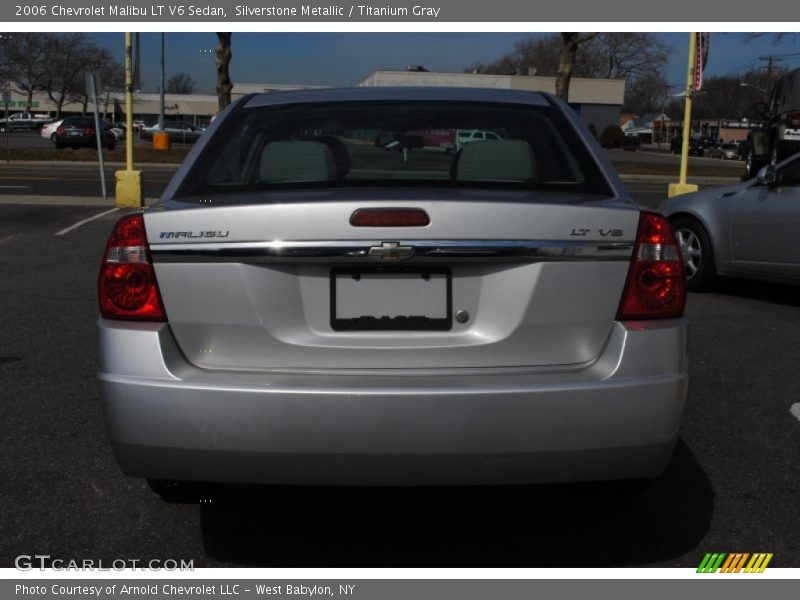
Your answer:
570,228 -> 624,237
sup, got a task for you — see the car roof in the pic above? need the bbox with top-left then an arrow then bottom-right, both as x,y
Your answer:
243,86 -> 552,109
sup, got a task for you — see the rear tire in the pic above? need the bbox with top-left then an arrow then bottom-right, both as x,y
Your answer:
672,217 -> 716,292
745,147 -> 763,179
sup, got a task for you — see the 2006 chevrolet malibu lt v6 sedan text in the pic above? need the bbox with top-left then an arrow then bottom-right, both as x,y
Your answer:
97,87 -> 688,492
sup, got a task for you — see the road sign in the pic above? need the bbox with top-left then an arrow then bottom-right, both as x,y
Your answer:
85,71 -> 103,96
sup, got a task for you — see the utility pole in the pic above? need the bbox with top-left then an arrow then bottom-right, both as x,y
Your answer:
758,55 -> 783,90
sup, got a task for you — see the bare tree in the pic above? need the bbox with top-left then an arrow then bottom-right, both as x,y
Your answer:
65,46 -> 123,116
555,33 -> 598,99
468,34 -> 596,77
166,72 -> 195,94
623,72 -> 672,115
685,67 -> 787,120
3,33 -> 53,112
467,32 -> 671,102
215,33 -> 233,112
597,33 -> 672,80
42,33 -> 104,118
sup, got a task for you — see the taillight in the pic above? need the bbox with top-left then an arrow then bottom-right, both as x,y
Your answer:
789,111 -> 800,128
84,127 -> 95,135
56,127 -> 64,135
350,208 -> 430,227
98,214 -> 166,321
617,212 -> 686,320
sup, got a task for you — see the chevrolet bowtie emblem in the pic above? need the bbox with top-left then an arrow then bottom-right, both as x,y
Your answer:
368,242 -> 414,260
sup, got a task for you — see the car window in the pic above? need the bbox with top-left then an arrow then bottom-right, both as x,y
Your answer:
177,100 -> 612,200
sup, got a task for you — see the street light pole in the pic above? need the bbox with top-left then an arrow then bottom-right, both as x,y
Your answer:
1,34 -> 13,164
159,33 -> 165,130
115,32 -> 143,208
668,32 -> 701,199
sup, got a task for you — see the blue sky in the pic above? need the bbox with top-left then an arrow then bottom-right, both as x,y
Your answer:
89,32 -> 800,94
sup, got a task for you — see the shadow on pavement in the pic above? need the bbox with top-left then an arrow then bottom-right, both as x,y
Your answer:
198,438 -> 713,567
714,278 -> 800,307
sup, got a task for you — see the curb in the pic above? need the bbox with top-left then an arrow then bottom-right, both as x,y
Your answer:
619,174 -> 741,185
0,195 -> 160,206
0,160 -> 181,169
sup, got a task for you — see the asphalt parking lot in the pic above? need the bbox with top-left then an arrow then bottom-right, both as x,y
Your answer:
0,198 -> 798,568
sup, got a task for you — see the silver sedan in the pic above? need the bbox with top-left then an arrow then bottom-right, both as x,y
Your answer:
97,87 -> 688,493
662,153 -> 800,290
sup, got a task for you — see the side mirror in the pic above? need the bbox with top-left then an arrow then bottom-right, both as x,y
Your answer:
757,164 -> 777,186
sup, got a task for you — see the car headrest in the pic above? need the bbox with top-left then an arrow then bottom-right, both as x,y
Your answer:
453,140 -> 537,183
299,136 -> 351,178
259,141 -> 337,183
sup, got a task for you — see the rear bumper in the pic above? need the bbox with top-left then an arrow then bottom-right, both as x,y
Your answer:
98,318 -> 688,485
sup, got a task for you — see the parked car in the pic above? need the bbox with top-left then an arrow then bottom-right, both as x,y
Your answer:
662,151 -> 800,291
699,136 -> 717,148
0,112 -> 53,132
107,122 -> 127,141
707,142 -> 740,160
456,128 -> 502,149
671,137 -> 705,156
746,68 -> 800,177
140,120 -> 205,143
40,119 -> 64,142
737,139 -> 750,162
623,135 -> 641,151
97,87 -> 688,495
53,116 -> 115,150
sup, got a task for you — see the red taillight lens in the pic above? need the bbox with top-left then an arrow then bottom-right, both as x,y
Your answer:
350,208 -> 430,227
617,212 -> 686,320
789,111 -> 800,128
98,214 -> 166,321
84,127 -> 95,135
56,127 -> 64,134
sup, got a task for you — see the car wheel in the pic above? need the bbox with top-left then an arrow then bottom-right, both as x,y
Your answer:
745,148 -> 760,178
672,217 -> 716,292
50,133 -> 56,142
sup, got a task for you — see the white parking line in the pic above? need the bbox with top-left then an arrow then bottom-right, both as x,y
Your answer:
791,403 -> 800,423
55,207 -> 119,236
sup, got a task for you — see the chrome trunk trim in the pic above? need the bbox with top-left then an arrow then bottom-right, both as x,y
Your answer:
150,240 -> 634,263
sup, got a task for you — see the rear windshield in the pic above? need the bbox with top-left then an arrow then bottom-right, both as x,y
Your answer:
175,100 -> 612,198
